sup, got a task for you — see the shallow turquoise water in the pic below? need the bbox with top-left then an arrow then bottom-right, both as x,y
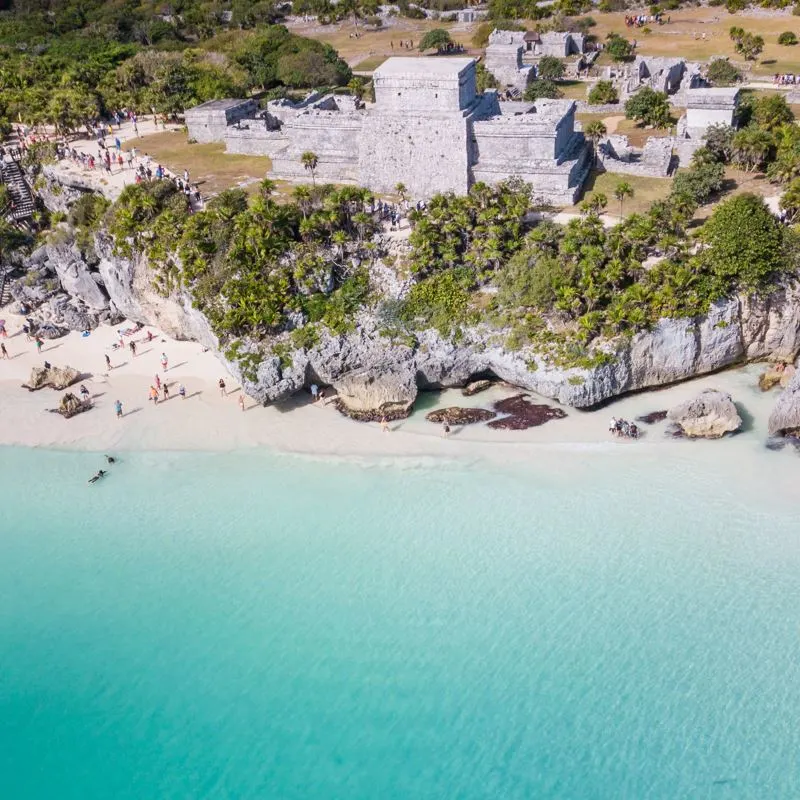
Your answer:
1,446 -> 799,799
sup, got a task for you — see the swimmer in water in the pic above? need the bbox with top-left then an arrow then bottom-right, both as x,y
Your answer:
88,470 -> 107,484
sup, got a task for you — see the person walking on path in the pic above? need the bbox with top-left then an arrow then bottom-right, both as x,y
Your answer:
105,354 -> 112,370
129,340 -> 137,357
114,399 -> 123,419
160,352 -> 168,372
218,378 -> 226,397
238,394 -> 245,412
1,342 -> 8,359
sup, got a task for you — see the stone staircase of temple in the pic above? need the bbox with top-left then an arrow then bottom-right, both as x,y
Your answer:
1,158 -> 36,222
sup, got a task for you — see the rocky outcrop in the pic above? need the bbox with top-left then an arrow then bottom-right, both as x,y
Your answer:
758,363 -> 795,392
462,379 -> 492,396
667,389 -> 742,439
23,364 -> 81,391
94,234 -> 218,347
768,371 -> 800,437
487,394 -> 568,430
426,407 -> 496,425
334,361 -> 417,421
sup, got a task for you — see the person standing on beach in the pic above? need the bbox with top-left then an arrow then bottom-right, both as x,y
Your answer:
380,416 -> 389,433
114,400 -> 123,419
442,422 -> 450,438
1,342 -> 8,359
105,354 -> 112,370
178,383 -> 186,399
161,353 -> 168,372
238,394 -> 245,412
35,337 -> 43,354
150,385 -> 159,405
163,383 -> 170,401
129,340 -> 137,357
218,378 -> 226,397
155,374 -> 161,390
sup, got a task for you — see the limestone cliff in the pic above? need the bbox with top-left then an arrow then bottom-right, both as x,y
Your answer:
18,228 -> 800,411
229,290 -> 800,410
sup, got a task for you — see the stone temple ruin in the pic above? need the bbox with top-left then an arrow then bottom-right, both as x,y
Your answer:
483,29 -> 587,92
186,57 -> 592,204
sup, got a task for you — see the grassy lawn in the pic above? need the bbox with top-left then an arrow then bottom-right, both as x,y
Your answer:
591,7 -> 800,79
570,169 -> 674,215
125,131 -> 274,196
557,79 -> 589,100
286,18 -> 476,66
353,54 -> 388,72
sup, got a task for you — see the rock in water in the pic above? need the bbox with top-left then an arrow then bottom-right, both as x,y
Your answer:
426,407 -> 496,425
768,371 -> 800,437
758,368 -> 784,392
24,365 -> 81,391
488,394 -> 567,430
636,410 -> 668,424
462,379 -> 492,397
334,367 -> 417,421
667,389 -> 742,439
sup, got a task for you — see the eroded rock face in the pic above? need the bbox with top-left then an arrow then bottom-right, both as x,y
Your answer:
426,407 -> 496,425
334,363 -> 417,421
768,371 -> 800,438
24,365 -> 81,391
667,389 -> 742,439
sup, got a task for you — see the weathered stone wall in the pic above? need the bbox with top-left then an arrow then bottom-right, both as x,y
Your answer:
270,112 -> 363,183
185,100 -> 257,144
359,110 -> 471,197
224,125 -> 288,157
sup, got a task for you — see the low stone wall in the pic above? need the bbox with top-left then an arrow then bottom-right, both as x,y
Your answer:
574,101 -> 623,115
224,126 -> 288,157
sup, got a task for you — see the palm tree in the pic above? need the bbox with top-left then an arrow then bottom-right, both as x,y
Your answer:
613,181 -> 634,218
395,182 -> 408,207
584,121 -> 607,167
301,151 -> 318,187
779,178 -> 800,223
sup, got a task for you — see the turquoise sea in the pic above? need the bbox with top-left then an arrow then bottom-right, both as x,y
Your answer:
1,444 -> 800,799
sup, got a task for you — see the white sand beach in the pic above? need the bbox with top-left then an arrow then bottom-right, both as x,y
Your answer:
0,307 -> 792,468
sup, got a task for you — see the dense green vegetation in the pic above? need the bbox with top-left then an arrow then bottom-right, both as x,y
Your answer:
0,2 -> 352,135
63,155 -> 799,373
106,179 -> 379,368
698,94 -> 800,183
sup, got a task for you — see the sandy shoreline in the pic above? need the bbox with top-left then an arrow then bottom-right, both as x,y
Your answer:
0,308 -> 794,466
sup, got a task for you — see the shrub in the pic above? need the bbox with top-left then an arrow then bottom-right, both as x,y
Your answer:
624,87 -> 671,128
524,79 -> 564,100
587,79 -> 618,105
418,28 -> 453,51
671,161 -> 725,204
778,31 -> 798,45
605,32 -> 634,62
706,59 -> 742,86
699,193 -> 786,290
537,55 -> 565,80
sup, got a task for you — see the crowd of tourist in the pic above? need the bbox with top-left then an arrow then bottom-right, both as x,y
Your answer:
625,13 -> 668,27
773,73 -> 797,86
